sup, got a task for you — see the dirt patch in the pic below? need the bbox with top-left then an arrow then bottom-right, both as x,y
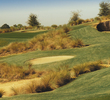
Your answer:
29,56 -> 74,65
0,78 -> 41,97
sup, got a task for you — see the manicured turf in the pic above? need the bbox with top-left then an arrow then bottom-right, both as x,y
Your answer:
0,30 -> 47,47
1,23 -> 110,100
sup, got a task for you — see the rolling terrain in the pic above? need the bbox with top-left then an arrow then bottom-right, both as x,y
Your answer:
0,23 -> 110,100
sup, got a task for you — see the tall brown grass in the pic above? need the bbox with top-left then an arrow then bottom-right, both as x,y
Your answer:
0,63 -> 45,82
10,61 -> 106,96
11,66 -> 72,95
0,90 -> 5,98
0,26 -> 84,57
72,61 -> 104,76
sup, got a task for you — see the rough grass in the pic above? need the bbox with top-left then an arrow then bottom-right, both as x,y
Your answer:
0,90 -> 5,98
10,61 -> 105,96
1,24 -> 110,100
0,26 -> 84,57
0,63 -> 46,82
72,61 -> 104,76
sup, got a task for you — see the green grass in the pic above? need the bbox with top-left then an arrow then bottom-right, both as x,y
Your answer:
0,31 -> 47,47
1,23 -> 110,99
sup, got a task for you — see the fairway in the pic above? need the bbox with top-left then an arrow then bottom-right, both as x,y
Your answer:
1,0 -> 110,99
0,30 -> 47,47
0,24 -> 110,100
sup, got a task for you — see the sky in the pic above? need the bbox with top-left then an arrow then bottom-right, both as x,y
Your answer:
0,0 -> 107,26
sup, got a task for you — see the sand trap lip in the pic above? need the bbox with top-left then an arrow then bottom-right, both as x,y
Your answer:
29,56 -> 74,65
0,78 -> 41,97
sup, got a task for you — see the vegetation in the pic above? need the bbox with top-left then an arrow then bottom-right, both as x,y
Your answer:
0,90 -> 5,98
72,61 -> 104,76
1,24 -> 10,29
0,26 -> 84,57
27,13 -> 40,27
1,7 -> 110,99
0,63 -> 46,82
94,17 -> 101,22
98,2 -> 110,16
51,24 -> 57,29
70,11 -> 80,22
9,61 -> 105,96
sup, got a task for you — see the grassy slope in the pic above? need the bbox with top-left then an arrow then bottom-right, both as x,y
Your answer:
0,31 -> 47,47
1,25 -> 110,69
1,24 -> 110,99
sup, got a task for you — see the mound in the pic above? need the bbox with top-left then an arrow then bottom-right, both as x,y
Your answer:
30,56 -> 74,65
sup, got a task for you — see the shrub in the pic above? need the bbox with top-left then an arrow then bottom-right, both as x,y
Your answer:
76,19 -> 85,25
85,19 -> 91,23
73,21 -> 77,25
62,25 -> 71,33
72,61 -> 104,76
0,63 -> 44,81
9,61 -> 106,96
90,18 -> 94,22
69,21 -> 74,26
1,24 -> 10,29
51,24 -> 57,29
94,17 -> 101,23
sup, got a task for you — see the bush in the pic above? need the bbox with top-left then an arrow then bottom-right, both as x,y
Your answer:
0,63 -> 44,82
51,24 -> 57,29
10,61 -> 106,96
72,61 -> 104,76
76,19 -> 85,25
84,19 -> 91,23
94,17 -> 101,23
1,24 -> 10,29
62,25 -> 71,33
73,21 -> 77,25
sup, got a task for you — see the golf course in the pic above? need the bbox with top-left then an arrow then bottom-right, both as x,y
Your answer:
0,21 -> 109,100
1,0 -> 110,99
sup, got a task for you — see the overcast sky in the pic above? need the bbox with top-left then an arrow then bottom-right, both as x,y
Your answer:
0,0 -> 106,26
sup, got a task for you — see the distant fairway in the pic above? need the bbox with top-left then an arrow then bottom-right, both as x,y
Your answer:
0,30 -> 47,47
1,23 -> 110,100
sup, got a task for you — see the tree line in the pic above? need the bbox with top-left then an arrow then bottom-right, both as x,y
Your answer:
1,1 -> 110,30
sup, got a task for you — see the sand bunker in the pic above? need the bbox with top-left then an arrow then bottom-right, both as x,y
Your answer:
0,78 -> 41,97
30,56 -> 74,65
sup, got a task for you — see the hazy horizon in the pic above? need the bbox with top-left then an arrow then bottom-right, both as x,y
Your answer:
0,0 -> 105,26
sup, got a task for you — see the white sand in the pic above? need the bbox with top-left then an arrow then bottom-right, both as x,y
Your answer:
30,56 -> 74,65
0,78 -> 40,97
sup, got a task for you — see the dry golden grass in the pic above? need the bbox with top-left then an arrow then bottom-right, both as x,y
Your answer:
0,63 -> 46,82
0,26 -> 84,57
0,89 -> 5,98
72,61 -> 104,76
7,61 -> 106,97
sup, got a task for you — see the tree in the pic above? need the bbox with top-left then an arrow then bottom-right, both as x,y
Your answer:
27,13 -> 40,27
13,24 -> 17,27
51,24 -> 57,29
70,11 -> 81,22
17,24 -> 23,28
1,24 -> 10,29
98,2 -> 110,16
